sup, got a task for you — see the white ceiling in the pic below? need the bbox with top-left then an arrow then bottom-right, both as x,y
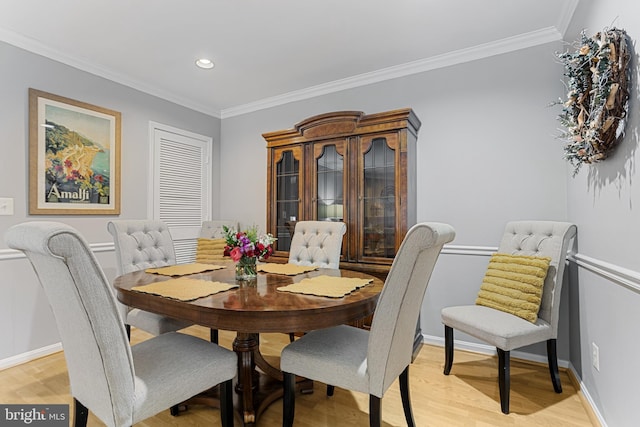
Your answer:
0,0 -> 578,118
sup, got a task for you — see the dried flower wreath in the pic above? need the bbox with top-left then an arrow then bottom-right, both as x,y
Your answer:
554,27 -> 630,175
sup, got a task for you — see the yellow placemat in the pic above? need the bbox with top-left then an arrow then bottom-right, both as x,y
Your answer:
257,263 -> 319,276
145,263 -> 226,276
132,278 -> 237,301
277,275 -> 373,298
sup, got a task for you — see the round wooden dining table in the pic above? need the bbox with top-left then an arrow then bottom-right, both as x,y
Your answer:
114,262 -> 384,426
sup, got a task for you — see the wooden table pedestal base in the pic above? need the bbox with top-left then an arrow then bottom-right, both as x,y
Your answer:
176,332 -> 312,426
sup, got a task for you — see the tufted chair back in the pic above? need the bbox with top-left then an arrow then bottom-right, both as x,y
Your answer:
288,221 -> 346,269
497,221 -> 577,336
196,220 -> 238,265
107,220 -> 176,275
106,220 -> 193,338
201,220 -> 239,238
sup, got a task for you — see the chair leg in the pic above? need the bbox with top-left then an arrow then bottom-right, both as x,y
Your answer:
369,395 -> 381,427
399,366 -> 416,427
210,329 -> 219,344
444,325 -> 454,375
73,398 -> 88,427
547,339 -> 563,393
220,379 -> 234,427
326,385 -> 335,396
497,348 -> 510,414
169,405 -> 180,416
283,372 -> 296,427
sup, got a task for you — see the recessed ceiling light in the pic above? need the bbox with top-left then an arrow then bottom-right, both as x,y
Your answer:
195,58 -> 214,69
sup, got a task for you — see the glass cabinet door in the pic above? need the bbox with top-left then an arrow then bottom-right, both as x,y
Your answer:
314,141 -> 345,222
265,109 -> 418,273
360,135 -> 398,260
274,147 -> 302,252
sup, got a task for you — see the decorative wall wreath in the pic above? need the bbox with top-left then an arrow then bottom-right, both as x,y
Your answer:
554,27 -> 630,175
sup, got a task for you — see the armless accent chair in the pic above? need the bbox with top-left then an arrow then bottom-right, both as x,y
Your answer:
281,222 -> 456,427
441,220 -> 577,414
107,220 -> 193,339
288,220 -> 347,269
5,222 -> 237,427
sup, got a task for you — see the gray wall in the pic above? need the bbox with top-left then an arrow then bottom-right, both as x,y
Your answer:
219,17 -> 638,426
562,1 -> 640,426
221,42 -> 568,239
0,41 -> 221,361
221,40 -> 570,355
2,2 -> 640,424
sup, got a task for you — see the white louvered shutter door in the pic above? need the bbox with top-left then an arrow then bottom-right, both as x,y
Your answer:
150,123 -> 211,263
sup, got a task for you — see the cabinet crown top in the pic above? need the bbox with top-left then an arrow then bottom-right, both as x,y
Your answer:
263,108 -> 420,146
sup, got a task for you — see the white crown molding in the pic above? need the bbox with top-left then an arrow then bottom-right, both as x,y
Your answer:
0,23 -> 564,121
0,27 -> 222,119
556,0 -> 581,37
221,26 -> 563,118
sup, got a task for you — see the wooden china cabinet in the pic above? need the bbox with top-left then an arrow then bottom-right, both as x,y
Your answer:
263,108 -> 421,278
264,108 -> 422,356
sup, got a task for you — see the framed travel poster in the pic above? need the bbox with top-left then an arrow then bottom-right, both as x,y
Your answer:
29,88 -> 121,214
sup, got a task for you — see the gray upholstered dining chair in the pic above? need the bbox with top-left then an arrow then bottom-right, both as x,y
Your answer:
5,221 -> 237,427
200,220 -> 239,239
107,220 -> 193,339
286,220 -> 347,344
441,220 -> 577,414
288,220 -> 347,269
195,220 -> 239,343
281,222 -> 456,427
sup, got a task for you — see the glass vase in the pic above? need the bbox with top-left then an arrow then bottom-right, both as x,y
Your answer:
235,256 -> 257,281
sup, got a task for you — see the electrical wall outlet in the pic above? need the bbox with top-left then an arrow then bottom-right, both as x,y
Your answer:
0,197 -> 14,215
592,342 -> 600,371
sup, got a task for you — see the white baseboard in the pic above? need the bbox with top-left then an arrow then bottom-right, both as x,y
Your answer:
422,333 -> 607,426
566,363 -> 607,427
1,333 -> 609,427
422,333 -> 570,368
0,342 -> 62,371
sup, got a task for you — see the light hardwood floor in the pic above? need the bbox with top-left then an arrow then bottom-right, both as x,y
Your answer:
1,326 -> 599,426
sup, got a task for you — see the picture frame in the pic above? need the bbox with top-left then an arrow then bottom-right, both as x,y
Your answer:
29,88 -> 121,215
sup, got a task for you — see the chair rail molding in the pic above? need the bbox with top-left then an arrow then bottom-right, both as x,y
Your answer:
441,244 -> 497,257
571,253 -> 640,294
2,242 -> 638,375
439,245 -> 640,295
0,242 -> 115,260
3,243 -> 639,295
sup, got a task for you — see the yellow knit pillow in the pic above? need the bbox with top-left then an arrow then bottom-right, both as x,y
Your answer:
475,253 -> 551,323
195,238 -> 228,263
